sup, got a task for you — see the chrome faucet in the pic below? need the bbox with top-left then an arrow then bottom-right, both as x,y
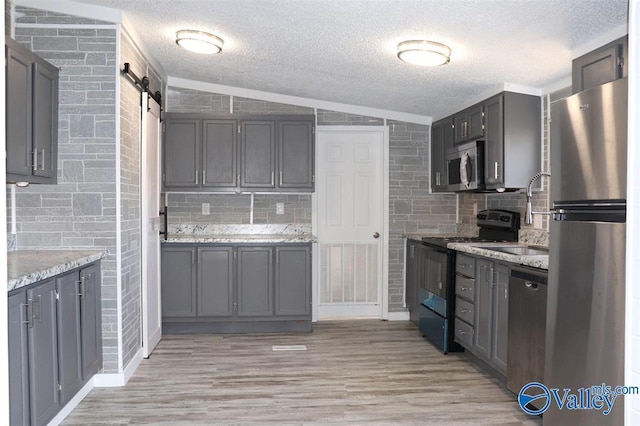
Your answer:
525,171 -> 551,225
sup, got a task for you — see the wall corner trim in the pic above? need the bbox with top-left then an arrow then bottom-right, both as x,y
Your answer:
94,347 -> 144,388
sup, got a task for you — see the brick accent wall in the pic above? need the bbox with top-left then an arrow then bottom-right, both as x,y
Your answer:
12,8 -> 120,372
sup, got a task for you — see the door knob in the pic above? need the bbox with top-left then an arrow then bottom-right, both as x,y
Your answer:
373,232 -> 380,238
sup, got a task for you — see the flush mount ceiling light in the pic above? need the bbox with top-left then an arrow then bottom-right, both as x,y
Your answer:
397,40 -> 451,66
176,30 -> 224,54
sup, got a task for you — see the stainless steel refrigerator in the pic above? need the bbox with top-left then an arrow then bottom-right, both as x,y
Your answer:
545,77 -> 627,425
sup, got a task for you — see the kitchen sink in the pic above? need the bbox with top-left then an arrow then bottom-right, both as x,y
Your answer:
482,245 -> 549,256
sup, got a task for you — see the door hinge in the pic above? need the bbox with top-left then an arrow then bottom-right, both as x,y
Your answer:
55,290 -> 59,300
58,383 -> 62,391
162,173 -> 166,182
233,302 -> 238,312
312,175 -> 315,183
237,125 -> 241,133
617,56 -> 624,68
312,126 -> 315,135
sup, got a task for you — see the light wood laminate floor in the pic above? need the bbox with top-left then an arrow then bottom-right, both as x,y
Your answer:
63,320 -> 541,425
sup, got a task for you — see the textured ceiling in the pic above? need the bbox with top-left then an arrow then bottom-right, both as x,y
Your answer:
68,0 -> 628,118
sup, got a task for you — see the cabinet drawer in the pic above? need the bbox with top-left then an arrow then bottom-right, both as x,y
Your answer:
455,297 -> 474,325
455,275 -> 475,301
456,255 -> 475,277
455,319 -> 474,348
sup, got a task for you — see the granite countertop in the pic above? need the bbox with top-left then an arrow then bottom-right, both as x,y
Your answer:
8,250 -> 108,292
164,234 -> 317,244
448,242 -> 548,270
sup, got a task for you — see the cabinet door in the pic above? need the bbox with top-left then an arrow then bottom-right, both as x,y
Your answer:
278,120 -> 314,190
240,121 -> 276,189
453,111 -> 469,144
430,121 -> 444,192
32,59 -> 58,182
484,95 -> 504,186
56,272 -> 83,405
474,259 -> 493,360
9,291 -> 30,426
163,118 -> 201,188
274,245 -> 311,316
6,43 -> 33,179
197,246 -> 234,317
492,264 -> 510,374
237,246 -> 273,317
161,246 -> 197,318
572,36 -> 626,93
202,119 -> 237,188
27,279 -> 60,426
467,105 -> 484,141
80,263 -> 102,379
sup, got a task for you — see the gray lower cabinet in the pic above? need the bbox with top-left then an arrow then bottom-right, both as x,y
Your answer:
163,114 -> 314,192
162,243 -> 312,333
454,254 -> 510,376
405,240 -> 420,324
161,246 -> 197,318
8,262 -> 103,426
6,38 -> 59,185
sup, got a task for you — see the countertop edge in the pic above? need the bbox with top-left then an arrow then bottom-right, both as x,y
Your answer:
8,250 -> 108,292
163,235 -> 317,244
448,243 -> 549,270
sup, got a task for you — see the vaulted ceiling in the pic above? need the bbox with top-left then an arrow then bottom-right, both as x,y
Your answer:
36,0 -> 630,119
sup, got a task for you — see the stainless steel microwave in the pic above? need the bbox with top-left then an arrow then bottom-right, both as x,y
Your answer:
447,141 -> 485,192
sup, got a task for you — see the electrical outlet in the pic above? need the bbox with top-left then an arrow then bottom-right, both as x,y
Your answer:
276,202 -> 284,215
202,203 -> 210,215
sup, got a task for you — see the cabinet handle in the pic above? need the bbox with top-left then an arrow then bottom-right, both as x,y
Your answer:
203,169 -> 206,184
504,287 -> 508,299
40,149 -> 45,171
22,303 -> 31,327
279,170 -> 283,185
459,308 -> 469,313
32,150 -> 38,171
459,286 -> 468,291
494,162 -> 499,179
458,330 -> 466,335
436,172 -> 441,186
195,169 -> 199,185
271,171 -> 275,185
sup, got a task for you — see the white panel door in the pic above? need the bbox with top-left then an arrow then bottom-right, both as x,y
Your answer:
141,94 -> 162,357
316,127 -> 385,318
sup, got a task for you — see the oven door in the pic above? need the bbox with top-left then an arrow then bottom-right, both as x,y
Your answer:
419,245 -> 448,314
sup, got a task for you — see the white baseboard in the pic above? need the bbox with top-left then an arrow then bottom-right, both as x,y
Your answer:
386,311 -> 410,321
94,347 -> 144,388
47,378 -> 94,426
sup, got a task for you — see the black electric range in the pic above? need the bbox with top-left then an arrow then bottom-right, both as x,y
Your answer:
412,209 -> 520,353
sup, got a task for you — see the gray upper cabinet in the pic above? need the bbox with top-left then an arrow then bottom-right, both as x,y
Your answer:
572,36 -> 628,94
56,272 -> 83,405
202,120 -> 237,188
430,117 -> 453,192
483,92 -> 541,190
9,292 -> 30,426
278,120 -> 314,190
237,246 -> 273,317
275,245 -> 311,316
198,246 -> 234,317
79,263 -> 102,379
163,114 -> 314,192
163,118 -> 200,188
240,121 -> 276,189
454,104 -> 484,144
27,279 -> 60,426
161,246 -> 197,318
6,38 -> 59,185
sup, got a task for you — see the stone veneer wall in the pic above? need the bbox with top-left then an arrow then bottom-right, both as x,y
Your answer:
12,8 -> 120,372
457,87 -> 572,232
165,88 -> 458,312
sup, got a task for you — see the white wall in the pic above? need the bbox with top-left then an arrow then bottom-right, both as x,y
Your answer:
626,0 -> 639,424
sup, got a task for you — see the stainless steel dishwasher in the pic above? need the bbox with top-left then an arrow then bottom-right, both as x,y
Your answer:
506,265 -> 548,407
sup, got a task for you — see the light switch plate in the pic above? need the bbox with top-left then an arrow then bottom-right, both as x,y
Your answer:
276,202 -> 284,215
202,203 -> 210,215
